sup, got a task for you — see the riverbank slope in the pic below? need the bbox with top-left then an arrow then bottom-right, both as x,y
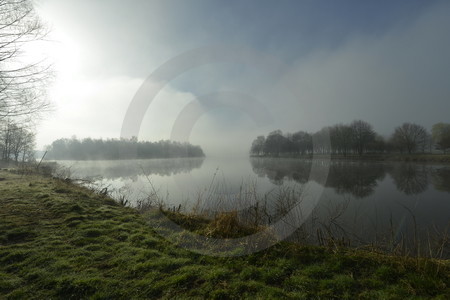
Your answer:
0,170 -> 448,299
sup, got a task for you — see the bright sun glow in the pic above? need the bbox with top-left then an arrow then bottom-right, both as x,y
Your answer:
23,30 -> 82,97
21,4 -> 84,104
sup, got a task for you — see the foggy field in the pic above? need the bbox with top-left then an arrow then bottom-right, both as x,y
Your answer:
0,170 -> 449,298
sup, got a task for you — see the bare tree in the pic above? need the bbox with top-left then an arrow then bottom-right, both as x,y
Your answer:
329,124 -> 353,156
264,130 -> 286,156
0,118 -> 35,163
250,135 -> 265,156
350,120 -> 375,156
0,0 -> 51,121
21,128 -> 35,162
391,123 -> 428,154
313,127 -> 331,154
11,124 -> 35,162
291,130 -> 312,155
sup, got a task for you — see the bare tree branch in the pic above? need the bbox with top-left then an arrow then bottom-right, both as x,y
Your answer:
0,0 -> 52,123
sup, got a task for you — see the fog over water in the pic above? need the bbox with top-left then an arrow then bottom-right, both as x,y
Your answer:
31,0 -> 450,256
56,158 -> 450,249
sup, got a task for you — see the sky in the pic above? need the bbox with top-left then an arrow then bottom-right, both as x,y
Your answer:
31,0 -> 450,157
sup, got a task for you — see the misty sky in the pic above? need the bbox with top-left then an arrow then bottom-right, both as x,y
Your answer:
33,0 -> 450,157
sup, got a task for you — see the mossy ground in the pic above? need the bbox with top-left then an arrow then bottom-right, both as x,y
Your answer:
0,170 -> 449,299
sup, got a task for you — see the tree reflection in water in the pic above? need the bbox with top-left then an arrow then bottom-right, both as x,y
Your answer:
325,162 -> 385,198
389,164 -> 430,195
64,157 -> 205,180
250,158 -> 312,185
248,158 -> 449,256
249,158 -> 450,197
250,158 -> 385,198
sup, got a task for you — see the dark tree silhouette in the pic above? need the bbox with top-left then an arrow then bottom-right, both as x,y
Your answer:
291,131 -> 313,155
47,137 -> 205,160
350,120 -> 375,156
250,135 -> 265,156
248,120 -> 440,157
263,130 -> 287,156
329,124 -> 353,155
391,123 -> 428,154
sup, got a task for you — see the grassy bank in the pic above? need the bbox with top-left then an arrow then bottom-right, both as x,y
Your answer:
252,153 -> 450,163
0,171 -> 449,299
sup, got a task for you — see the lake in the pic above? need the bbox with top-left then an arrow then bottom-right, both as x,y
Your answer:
55,157 -> 450,255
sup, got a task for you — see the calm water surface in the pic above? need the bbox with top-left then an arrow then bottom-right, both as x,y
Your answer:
55,157 -> 450,251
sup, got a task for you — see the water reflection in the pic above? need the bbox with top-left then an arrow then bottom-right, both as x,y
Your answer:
390,164 -> 429,195
58,157 -> 450,257
251,158 -> 311,185
326,162 -> 385,198
251,158 -> 386,197
63,157 -> 205,180
250,158 -> 450,257
250,158 -> 450,197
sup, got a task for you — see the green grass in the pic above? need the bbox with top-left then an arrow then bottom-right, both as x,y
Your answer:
0,170 -> 449,299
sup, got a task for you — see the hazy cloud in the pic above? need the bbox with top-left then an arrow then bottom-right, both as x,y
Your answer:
34,0 -> 450,157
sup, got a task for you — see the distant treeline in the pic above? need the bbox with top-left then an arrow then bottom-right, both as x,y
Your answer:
47,137 -> 205,160
250,120 -> 450,156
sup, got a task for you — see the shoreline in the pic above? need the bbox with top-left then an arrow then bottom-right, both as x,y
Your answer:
0,170 -> 449,298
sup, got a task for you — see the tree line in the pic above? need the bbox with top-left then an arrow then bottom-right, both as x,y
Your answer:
250,120 -> 450,156
46,137 -> 205,160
